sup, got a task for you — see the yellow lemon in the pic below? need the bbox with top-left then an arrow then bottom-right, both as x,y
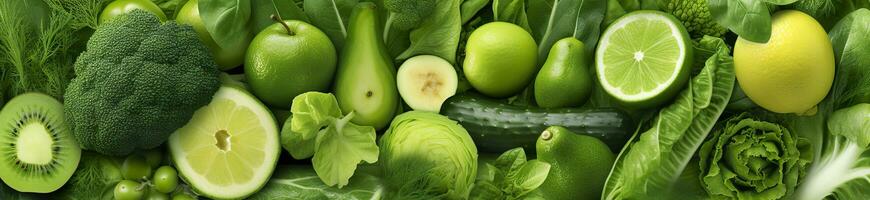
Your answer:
734,10 -> 834,115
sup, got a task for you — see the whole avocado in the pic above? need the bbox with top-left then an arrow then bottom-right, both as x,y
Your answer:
64,10 -> 220,156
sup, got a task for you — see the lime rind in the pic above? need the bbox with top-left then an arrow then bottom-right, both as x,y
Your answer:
169,86 -> 279,199
596,11 -> 692,107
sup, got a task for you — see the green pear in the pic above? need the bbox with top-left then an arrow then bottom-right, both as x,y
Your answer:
334,3 -> 398,130
534,38 -> 594,108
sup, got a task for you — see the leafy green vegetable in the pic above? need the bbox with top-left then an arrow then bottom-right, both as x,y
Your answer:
492,0 -> 530,32
602,36 -> 736,199
382,0 -> 463,64
380,111 -> 478,199
303,0 -> 358,50
460,0 -> 490,24
698,113 -> 811,199
708,0 -> 798,43
150,0 -> 188,18
64,10 -> 221,156
527,0 -> 606,64
470,148 -> 551,200
281,92 -> 378,188
197,0 -> 308,54
248,165 -> 385,200
796,104 -> 870,200
56,152 -> 124,200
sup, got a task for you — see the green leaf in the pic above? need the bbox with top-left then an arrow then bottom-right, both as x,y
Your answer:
280,115 -> 316,159
493,147 -> 527,173
290,92 -> 342,140
394,0 -> 463,64
603,36 -> 736,199
303,0 -> 357,50
313,112 -> 379,188
493,0 -> 531,31
528,0 -> 606,64
248,165 -> 385,200
469,181 -> 502,200
250,0 -> 309,33
761,0 -> 799,5
509,160 -> 551,197
199,0 -> 253,49
460,0 -> 490,24
709,0 -> 772,43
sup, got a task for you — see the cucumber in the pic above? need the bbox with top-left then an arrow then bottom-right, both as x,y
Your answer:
441,93 -> 634,153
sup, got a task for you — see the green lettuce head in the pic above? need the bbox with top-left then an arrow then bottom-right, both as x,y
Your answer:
699,113 -> 812,199
380,111 -> 478,199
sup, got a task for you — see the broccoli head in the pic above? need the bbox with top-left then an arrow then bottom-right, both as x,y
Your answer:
64,9 -> 220,156
383,0 -> 436,30
660,0 -> 728,39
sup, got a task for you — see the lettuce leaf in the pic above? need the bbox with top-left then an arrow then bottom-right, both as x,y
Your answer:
602,36 -> 736,199
281,92 -> 378,188
248,165 -> 385,200
699,113 -> 812,199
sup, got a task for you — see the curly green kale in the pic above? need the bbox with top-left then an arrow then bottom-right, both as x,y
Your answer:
383,0 -> 437,30
64,9 -> 220,156
659,0 -> 728,39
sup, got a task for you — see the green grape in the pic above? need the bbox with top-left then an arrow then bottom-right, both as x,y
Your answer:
145,188 -> 170,200
144,149 -> 164,168
122,155 -> 153,180
114,180 -> 145,200
153,166 -> 179,193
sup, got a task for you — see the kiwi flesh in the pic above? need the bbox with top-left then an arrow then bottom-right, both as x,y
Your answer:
0,93 -> 81,193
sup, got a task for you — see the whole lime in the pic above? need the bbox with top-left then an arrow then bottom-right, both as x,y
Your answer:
463,22 -> 537,98
734,10 -> 835,115
245,20 -> 337,109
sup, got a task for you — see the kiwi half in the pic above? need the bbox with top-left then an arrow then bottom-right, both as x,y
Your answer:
0,93 -> 81,193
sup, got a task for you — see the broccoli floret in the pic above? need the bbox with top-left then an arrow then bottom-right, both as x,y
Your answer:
64,9 -> 220,156
383,0 -> 436,30
660,0 -> 728,39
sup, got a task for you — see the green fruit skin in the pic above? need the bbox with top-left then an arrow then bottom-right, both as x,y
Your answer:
176,0 -> 246,70
536,126 -> 615,200
121,155 -> 152,180
463,22 -> 538,98
534,38 -> 594,108
114,180 -> 145,200
100,0 -> 167,24
153,166 -> 178,194
145,189 -> 170,200
334,2 -> 398,130
245,20 -> 337,109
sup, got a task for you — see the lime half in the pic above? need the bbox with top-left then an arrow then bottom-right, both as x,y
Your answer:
595,11 -> 692,108
169,86 -> 279,199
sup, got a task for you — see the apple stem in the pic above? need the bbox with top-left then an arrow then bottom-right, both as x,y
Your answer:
271,14 -> 294,36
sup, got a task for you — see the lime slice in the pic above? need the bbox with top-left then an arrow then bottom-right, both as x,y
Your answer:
595,11 -> 693,108
169,86 -> 279,199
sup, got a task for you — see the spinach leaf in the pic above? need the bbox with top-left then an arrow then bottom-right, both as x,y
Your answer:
199,0 -> 252,50
602,36 -> 736,199
460,0 -> 491,24
395,0 -> 463,64
249,165 -> 385,200
304,0 -> 357,50
198,0 -> 307,52
282,92 -> 378,188
493,0 -> 531,31
708,0 -> 772,43
470,148 -> 551,200
527,0 -> 606,64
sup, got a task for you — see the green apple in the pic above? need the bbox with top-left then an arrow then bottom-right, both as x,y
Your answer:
175,0 -> 245,70
100,0 -> 167,24
245,17 -> 337,109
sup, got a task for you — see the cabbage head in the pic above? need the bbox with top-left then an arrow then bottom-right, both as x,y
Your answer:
698,113 -> 813,199
379,111 -> 478,199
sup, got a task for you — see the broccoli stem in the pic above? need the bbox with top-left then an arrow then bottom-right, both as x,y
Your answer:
270,14 -> 294,36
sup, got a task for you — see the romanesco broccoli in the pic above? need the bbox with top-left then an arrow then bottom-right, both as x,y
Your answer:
64,9 -> 220,156
660,0 -> 728,39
